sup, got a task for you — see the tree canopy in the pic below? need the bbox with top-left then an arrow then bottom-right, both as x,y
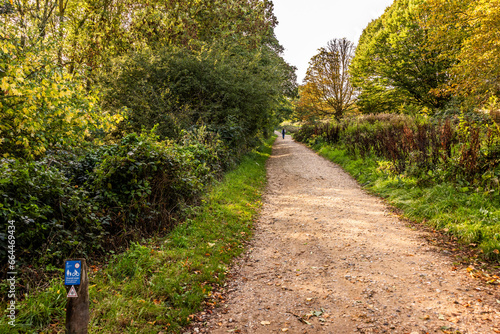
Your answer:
423,0 -> 500,105
350,0 -> 500,114
0,0 -> 296,158
350,0 -> 453,114
100,42 -> 296,145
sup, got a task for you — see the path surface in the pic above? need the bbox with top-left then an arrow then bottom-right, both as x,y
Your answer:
192,135 -> 499,333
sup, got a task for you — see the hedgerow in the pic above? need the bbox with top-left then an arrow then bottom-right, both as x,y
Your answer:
295,114 -> 500,191
0,128 -> 227,280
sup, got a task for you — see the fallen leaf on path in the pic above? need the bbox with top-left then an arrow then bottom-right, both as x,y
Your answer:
281,329 -> 289,332
304,308 -> 325,320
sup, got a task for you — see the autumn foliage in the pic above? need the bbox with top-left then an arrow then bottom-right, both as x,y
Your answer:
299,38 -> 356,120
350,0 -> 500,115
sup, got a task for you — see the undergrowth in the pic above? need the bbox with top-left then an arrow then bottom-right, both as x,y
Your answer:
0,136 -> 275,333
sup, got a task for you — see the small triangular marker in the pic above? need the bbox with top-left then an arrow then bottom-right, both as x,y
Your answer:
67,285 -> 78,298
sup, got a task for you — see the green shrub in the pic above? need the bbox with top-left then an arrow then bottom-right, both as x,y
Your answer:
99,42 -> 296,154
0,128 -> 229,275
87,132 -> 212,235
0,158 -> 104,268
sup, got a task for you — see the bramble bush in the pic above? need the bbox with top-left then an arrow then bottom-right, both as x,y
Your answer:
0,157 -> 104,267
0,128 -> 227,276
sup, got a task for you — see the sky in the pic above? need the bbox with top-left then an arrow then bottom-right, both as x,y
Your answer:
272,0 -> 394,83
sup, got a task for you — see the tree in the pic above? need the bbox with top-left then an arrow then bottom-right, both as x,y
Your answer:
423,0 -> 500,105
349,18 -> 413,114
350,0 -> 454,114
99,41 -> 297,147
303,38 -> 356,120
0,0 -> 295,159
0,0 -> 281,83
460,0 -> 500,104
0,3 -> 122,159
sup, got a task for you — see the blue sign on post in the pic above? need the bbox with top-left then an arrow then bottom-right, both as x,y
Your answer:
65,260 -> 82,286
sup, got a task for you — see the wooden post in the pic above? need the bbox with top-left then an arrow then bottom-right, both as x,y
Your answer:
65,258 -> 89,334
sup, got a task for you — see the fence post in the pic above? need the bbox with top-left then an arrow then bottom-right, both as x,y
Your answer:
65,258 -> 89,334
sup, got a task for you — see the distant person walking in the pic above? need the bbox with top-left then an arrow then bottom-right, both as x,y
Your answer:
282,128 -> 286,139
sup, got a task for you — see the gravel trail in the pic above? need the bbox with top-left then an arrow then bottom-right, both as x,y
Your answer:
192,135 -> 499,333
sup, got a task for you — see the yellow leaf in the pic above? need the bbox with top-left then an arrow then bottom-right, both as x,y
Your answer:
1,77 -> 10,91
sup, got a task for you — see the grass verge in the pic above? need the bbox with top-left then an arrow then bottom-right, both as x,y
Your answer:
1,136 -> 275,334
312,142 -> 500,263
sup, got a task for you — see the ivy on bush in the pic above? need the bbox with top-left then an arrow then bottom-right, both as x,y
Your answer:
0,158 -> 104,266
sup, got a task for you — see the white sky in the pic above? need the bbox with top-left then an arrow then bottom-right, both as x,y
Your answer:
272,0 -> 394,83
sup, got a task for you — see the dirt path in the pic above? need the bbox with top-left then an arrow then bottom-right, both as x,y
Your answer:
191,135 -> 499,333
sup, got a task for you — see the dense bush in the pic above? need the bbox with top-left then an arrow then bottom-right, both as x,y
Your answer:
0,158 -> 104,267
0,129 -> 227,272
295,114 -> 500,192
280,123 -> 301,135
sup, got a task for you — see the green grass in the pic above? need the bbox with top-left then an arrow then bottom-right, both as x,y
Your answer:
312,142 -> 500,262
1,136 -> 275,334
